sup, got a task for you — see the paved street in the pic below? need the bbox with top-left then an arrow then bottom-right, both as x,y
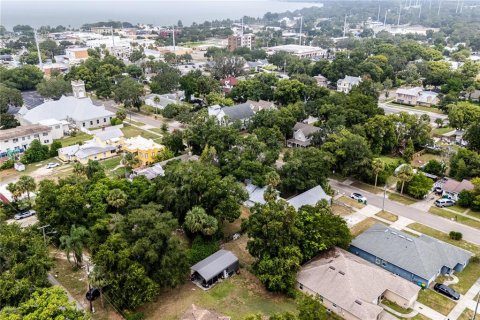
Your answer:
329,179 -> 480,245
380,102 -> 448,126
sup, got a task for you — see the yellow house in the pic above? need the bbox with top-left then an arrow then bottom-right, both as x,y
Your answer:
121,136 -> 164,166
57,143 -> 117,164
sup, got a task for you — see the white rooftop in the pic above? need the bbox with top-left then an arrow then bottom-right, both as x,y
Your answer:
123,136 -> 162,151
22,96 -> 114,124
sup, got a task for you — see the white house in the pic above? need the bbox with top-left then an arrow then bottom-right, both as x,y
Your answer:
337,76 -> 362,94
0,124 -> 53,156
287,122 -> 321,147
208,104 -> 254,128
144,91 -> 185,110
21,80 -> 114,129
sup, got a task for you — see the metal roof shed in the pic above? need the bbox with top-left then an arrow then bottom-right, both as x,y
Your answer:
191,250 -> 239,285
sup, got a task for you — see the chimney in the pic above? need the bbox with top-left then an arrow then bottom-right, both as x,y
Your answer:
71,80 -> 86,99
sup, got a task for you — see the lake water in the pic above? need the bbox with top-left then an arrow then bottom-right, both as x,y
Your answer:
1,0 -> 323,29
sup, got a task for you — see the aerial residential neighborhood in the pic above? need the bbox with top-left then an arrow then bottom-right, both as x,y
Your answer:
1,0 -> 480,320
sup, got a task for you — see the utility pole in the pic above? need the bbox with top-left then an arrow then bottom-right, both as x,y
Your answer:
437,0 -> 441,16
38,224 -> 51,244
382,185 -> 387,211
384,9 -> 389,26
172,25 -> 177,65
418,4 -> 422,18
397,6 -> 402,26
299,16 -> 303,46
34,29 -> 43,67
473,289 -> 480,320
343,14 -> 347,37
86,262 -> 94,313
377,4 -> 381,22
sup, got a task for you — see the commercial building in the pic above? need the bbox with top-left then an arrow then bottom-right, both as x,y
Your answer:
65,47 -> 89,63
20,81 -> 114,129
297,248 -> 420,320
228,34 -> 256,51
349,224 -> 472,287
121,136 -> 164,166
0,124 -> 52,157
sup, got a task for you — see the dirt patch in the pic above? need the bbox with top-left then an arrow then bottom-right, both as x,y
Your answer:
222,234 -> 254,267
331,203 -> 353,216
223,206 -> 250,237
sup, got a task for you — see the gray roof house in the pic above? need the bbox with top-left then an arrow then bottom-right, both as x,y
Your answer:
337,76 -> 362,94
208,104 -> 255,128
144,91 -> 185,110
287,185 -> 331,209
191,250 -> 239,288
287,122 -> 321,147
350,224 -> 473,286
298,248 -> 420,320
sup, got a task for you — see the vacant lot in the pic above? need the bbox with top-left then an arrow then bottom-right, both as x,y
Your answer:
57,132 -> 93,146
388,193 -> 417,205
140,271 -> 298,320
331,203 -> 353,216
417,289 -> 456,316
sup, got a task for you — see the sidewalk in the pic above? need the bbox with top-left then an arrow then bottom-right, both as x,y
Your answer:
413,301 -> 445,320
447,278 -> 480,320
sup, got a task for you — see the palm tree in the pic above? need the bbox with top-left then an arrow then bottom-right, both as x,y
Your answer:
17,176 -> 36,206
396,164 -> 414,195
122,152 -> 140,178
434,118 -> 444,128
371,158 -> 385,188
106,189 -> 127,211
6,182 -> 22,202
153,95 -> 161,114
265,171 -> 281,189
184,206 -> 218,236
60,225 -> 90,269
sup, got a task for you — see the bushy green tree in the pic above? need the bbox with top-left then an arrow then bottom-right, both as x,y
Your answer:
36,76 -> 71,99
21,140 -> 49,164
406,173 -> 434,199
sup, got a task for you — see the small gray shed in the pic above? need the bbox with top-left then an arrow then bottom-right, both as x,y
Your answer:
191,250 -> 239,288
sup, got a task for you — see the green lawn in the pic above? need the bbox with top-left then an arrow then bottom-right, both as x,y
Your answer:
351,217 -> 385,237
450,205 -> 468,214
149,127 -> 166,135
417,289 -> 456,316
450,260 -> 480,294
375,211 -> 398,222
121,125 -> 160,139
388,102 -> 444,114
57,132 -> 92,146
378,156 -> 401,166
432,126 -> 455,135
125,119 -> 145,126
388,193 -> 417,205
338,196 -> 366,209
382,299 -> 412,313
428,206 -> 480,230
140,271 -> 299,320
458,308 -> 474,320
407,223 -> 480,256
351,181 -> 382,194
100,156 -> 122,170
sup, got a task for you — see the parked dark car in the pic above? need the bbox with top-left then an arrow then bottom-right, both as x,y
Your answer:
86,288 -> 101,301
433,283 -> 460,300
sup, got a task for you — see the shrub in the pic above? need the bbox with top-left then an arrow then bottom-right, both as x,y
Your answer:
449,231 -> 463,240
110,117 -> 123,126
406,173 -> 433,199
188,236 -> 220,265
457,190 -> 474,208
0,159 -> 14,171
423,159 -> 446,176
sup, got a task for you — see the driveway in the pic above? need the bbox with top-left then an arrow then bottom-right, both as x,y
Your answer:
329,179 -> 480,245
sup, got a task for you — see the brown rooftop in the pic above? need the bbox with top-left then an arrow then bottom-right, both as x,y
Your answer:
0,124 -> 51,141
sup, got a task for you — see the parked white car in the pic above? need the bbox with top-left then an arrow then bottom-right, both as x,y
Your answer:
46,162 -> 60,169
350,192 -> 367,203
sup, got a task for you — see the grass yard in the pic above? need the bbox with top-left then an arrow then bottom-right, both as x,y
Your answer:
458,308 -> 474,320
450,205 -> 468,214
331,203 -> 353,216
351,181 -> 382,194
450,259 -> 480,294
100,156 -> 122,171
407,223 -> 480,256
410,153 -> 444,169
378,156 -> 401,166
149,127 -> 166,135
51,257 -> 118,320
428,206 -> 480,230
121,125 -> 159,139
382,299 -> 412,314
57,132 -> 92,146
388,102 -> 444,114
375,211 -> 398,222
338,196 -> 366,209
388,193 -> 417,205
432,126 -> 455,135
350,217 -> 384,237
124,119 -> 145,126
417,289 -> 457,316
139,271 -> 298,320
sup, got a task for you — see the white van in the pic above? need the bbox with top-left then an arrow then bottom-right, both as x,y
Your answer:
434,198 -> 455,208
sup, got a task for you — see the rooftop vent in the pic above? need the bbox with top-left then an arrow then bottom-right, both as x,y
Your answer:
329,266 -> 336,270
406,238 -> 413,242
355,300 -> 362,305
384,229 -> 389,233
399,235 -> 406,239
339,271 -> 345,275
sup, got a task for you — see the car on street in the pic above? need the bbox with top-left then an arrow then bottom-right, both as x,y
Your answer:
14,210 -> 36,220
433,283 -> 460,300
350,192 -> 367,203
434,198 -> 455,207
46,162 -> 60,169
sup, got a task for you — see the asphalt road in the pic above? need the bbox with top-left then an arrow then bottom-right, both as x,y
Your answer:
329,179 -> 480,245
380,102 -> 448,126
